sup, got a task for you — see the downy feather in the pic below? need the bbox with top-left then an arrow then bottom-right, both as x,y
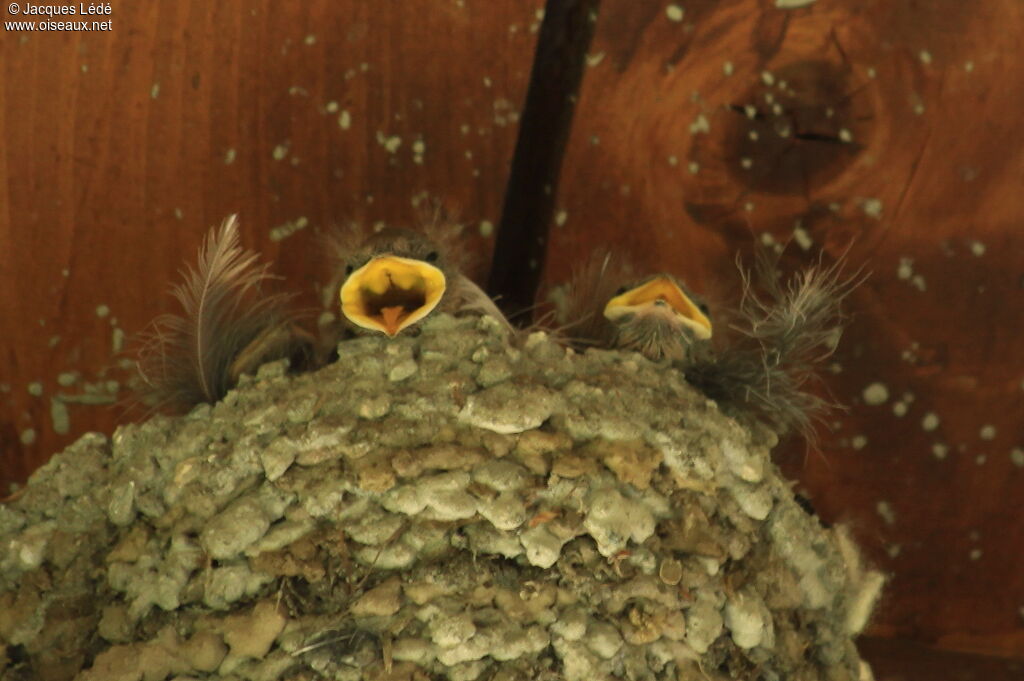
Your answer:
686,248 -> 865,441
135,215 -> 296,412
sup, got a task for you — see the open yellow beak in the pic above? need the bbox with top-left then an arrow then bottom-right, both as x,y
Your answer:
603,276 -> 712,340
340,255 -> 447,336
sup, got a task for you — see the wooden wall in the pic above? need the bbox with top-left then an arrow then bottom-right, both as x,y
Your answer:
2,0 -> 1022,663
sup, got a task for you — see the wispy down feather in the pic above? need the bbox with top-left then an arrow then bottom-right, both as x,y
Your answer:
135,215 -> 302,412
686,248 -> 865,442
450,274 -> 516,334
555,250 -> 634,347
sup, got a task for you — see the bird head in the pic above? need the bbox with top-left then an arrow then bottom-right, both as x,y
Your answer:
339,228 -> 449,337
603,274 -> 713,361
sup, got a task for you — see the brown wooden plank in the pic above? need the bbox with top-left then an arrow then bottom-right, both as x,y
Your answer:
860,637 -> 1024,681
548,0 -> 1024,653
0,0 -> 544,488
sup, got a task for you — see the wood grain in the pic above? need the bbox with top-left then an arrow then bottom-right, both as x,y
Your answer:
0,0 -> 544,487
546,0 -> 1024,654
860,636 -> 1024,681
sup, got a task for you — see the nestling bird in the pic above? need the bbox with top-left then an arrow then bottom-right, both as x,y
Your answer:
556,247 -> 861,442
327,217 -> 511,339
134,215 -> 313,413
555,251 -> 713,363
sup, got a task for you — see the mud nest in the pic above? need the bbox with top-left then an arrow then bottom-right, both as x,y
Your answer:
0,314 -> 881,681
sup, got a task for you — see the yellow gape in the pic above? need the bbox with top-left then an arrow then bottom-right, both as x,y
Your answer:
603,275 -> 712,340
340,255 -> 447,337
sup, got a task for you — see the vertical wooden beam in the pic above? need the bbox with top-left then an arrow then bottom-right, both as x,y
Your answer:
487,0 -> 602,319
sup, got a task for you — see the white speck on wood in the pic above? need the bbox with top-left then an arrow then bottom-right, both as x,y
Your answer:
269,217 -> 309,242
861,198 -> 883,220
775,0 -> 818,8
875,501 -> 895,525
51,397 -> 70,435
793,225 -> 812,250
376,132 -> 402,154
665,5 -> 684,22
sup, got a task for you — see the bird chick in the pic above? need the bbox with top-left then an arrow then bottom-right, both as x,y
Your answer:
557,251 -> 712,363
330,222 -> 512,339
134,215 -> 312,413
604,274 -> 713,363
338,228 -> 449,337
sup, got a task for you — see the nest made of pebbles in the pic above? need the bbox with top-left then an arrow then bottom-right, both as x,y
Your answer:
0,314 -> 882,681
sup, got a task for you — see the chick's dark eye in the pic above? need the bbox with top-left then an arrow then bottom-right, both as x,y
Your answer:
614,286 -> 628,296
425,251 -> 439,263
345,264 -> 354,275
698,302 -> 710,315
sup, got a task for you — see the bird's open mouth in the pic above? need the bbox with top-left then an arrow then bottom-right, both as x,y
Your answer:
603,276 -> 712,339
340,255 -> 447,336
